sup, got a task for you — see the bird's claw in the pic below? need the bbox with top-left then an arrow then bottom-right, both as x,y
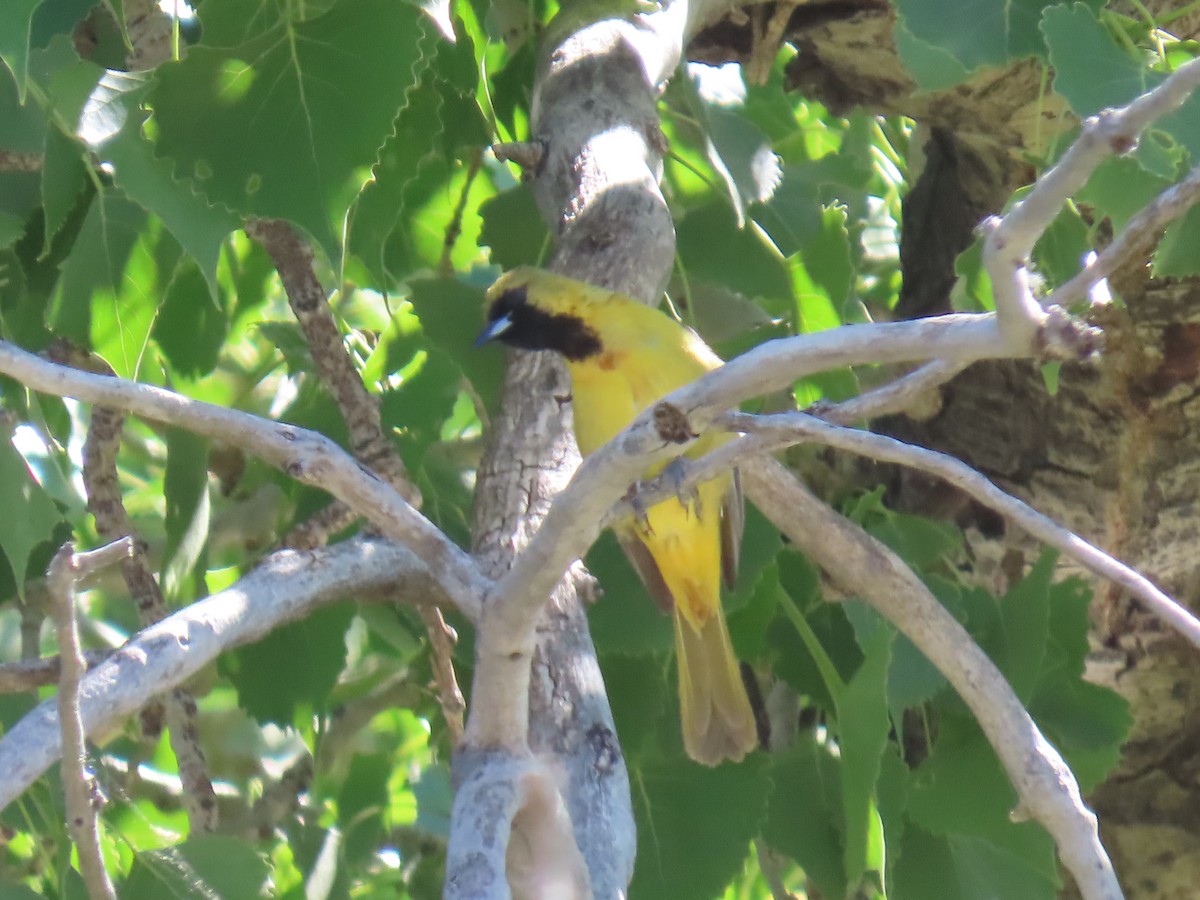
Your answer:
624,480 -> 655,536
663,457 -> 701,517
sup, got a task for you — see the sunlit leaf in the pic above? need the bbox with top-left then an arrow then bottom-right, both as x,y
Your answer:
151,0 -> 432,255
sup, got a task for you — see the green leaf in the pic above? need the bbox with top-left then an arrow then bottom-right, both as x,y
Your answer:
587,530 -> 674,655
1077,156 -> 1171,234
0,435 -> 63,594
1040,360 -> 1061,395
0,881 -> 43,899
894,826 -> 1059,900
150,0 -> 431,256
836,625 -> 892,890
1030,677 -> 1130,792
679,279 -> 777,347
1031,204 -> 1089,287
478,183 -> 549,270
125,835 -> 271,900
886,625 -> 948,718
154,258 -> 230,377
86,215 -> 182,380
347,32 -> 490,284
771,550 -> 856,696
794,204 -> 853,331
676,201 -> 792,303
256,321 -> 313,376
161,427 -> 210,603
0,0 -> 45,99
413,762 -> 453,837
951,236 -> 992,311
225,600 -> 355,724
407,276 -> 506,416
28,0 -> 95,56
876,745 -> 910,861
28,34 -> 101,131
999,549 -> 1053,701
751,162 -> 853,259
630,755 -> 769,900
338,752 -> 390,864
842,598 -> 948,738
1042,4 -> 1157,117
79,70 -> 237,299
674,74 -> 781,226
46,192 -> 144,357
764,738 -> 847,899
1028,572 -> 1130,791
380,348 -> 461,448
727,562 -> 783,663
0,60 -> 47,152
894,21 -> 970,92
865,509 -> 963,572
0,171 -> 39,252
894,0 -> 1009,73
600,652 -> 670,761
907,719 -> 1056,877
40,125 -> 87,253
1154,202 -> 1200,278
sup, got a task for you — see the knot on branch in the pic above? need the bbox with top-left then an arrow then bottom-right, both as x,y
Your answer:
1036,306 -> 1105,360
493,141 -> 546,177
652,401 -> 697,444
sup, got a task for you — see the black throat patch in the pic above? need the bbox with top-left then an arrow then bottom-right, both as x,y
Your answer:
485,286 -> 603,361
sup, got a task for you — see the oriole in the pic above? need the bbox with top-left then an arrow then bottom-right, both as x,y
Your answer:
477,266 -> 757,765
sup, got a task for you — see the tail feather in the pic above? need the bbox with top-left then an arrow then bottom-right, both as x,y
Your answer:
673,601 -> 757,766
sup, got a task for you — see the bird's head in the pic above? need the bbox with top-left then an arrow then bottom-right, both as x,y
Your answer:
475,267 -> 604,361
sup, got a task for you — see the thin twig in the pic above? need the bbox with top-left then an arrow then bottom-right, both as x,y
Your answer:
245,218 -> 419,506
0,150 -> 42,172
418,605 -> 465,746
0,651 -> 110,693
279,501 -> 360,550
47,538 -> 134,900
1050,162 -> 1200,309
755,840 -> 800,900
812,359 -> 970,426
49,340 -> 220,832
985,54 -> 1200,346
727,411 -> 1200,651
246,219 -> 465,731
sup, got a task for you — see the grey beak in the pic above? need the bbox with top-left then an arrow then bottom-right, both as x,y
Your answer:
474,314 -> 512,348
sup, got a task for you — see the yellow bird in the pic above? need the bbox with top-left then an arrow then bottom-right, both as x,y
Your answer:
477,266 -> 758,765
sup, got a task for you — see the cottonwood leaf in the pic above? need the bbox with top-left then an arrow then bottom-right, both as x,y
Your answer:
151,0 -> 430,256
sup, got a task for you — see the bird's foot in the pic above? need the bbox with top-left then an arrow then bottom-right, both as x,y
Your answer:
623,480 -> 655,536
663,457 -> 701,517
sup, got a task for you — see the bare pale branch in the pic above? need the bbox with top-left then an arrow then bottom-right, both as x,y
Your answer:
0,538 -> 428,812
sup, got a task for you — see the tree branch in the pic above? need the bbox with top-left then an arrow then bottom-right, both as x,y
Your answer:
1050,160 -> 1200,309
0,339 -> 486,622
984,54 -> 1200,346
740,459 -> 1122,900
47,538 -> 134,900
245,218 -> 420,506
727,411 -> 1200,649
52,340 -> 220,833
0,538 -> 430,813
